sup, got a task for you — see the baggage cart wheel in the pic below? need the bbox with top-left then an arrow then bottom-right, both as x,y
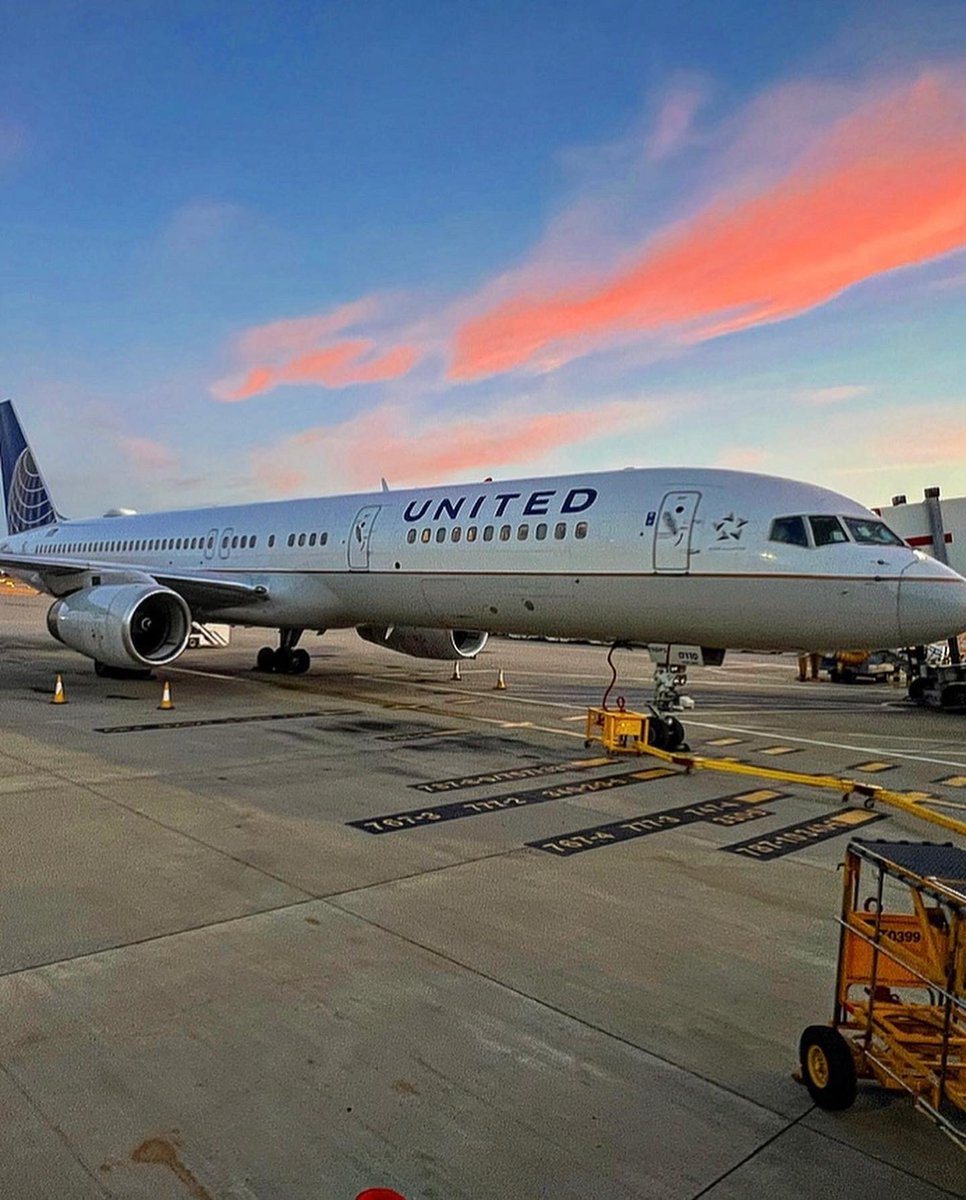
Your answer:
799,1026 -> 857,1110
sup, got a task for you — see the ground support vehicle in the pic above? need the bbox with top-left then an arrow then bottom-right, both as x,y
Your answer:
799,839 -> 966,1149
877,486 -> 966,708
821,649 -> 902,684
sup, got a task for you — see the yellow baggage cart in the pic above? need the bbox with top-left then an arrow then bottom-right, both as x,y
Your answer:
800,839 -> 966,1149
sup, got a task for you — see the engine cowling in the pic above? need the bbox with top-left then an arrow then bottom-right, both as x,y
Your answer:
47,584 -> 192,669
357,625 -> 488,661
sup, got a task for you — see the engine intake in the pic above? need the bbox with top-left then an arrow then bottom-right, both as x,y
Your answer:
47,584 -> 192,669
357,625 -> 488,661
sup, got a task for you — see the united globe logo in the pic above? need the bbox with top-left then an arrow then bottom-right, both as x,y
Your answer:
6,447 -> 54,533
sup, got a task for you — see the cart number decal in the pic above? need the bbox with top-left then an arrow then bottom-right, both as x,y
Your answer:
884,929 -> 922,944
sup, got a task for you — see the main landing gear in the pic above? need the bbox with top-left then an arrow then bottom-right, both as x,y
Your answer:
256,628 -> 311,675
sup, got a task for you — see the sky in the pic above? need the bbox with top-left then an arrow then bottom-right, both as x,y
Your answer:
1,0 -> 965,518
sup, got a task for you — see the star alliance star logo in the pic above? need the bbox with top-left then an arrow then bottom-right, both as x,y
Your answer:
714,513 -> 747,542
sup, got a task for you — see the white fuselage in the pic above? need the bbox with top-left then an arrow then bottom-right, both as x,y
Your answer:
6,466 -> 966,651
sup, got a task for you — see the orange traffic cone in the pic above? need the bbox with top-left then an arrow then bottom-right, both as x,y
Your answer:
494,668 -> 507,690
51,674 -> 67,704
158,679 -> 174,711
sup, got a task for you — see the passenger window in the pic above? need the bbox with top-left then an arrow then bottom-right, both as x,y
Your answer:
843,517 -> 905,546
309,533 -> 316,547
517,524 -> 529,541
231,536 -> 239,549
421,528 -> 431,543
466,526 -> 477,542
407,529 -> 417,544
499,524 -> 511,541
554,522 -> 566,540
769,517 -> 808,547
435,527 -> 446,543
809,516 -> 849,546
575,522 -> 588,539
320,532 -> 328,546
483,525 -> 494,542
250,535 -> 257,548
287,533 -> 295,547
298,533 -> 306,547
222,536 -> 229,550
452,527 -> 461,542
535,523 -> 547,540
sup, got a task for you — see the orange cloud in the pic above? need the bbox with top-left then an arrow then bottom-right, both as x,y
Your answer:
451,70 -> 966,380
216,338 -> 421,401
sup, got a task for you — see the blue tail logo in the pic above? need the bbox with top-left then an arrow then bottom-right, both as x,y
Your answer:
0,400 -> 61,534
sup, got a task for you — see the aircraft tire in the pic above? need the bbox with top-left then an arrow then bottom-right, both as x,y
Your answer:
291,649 -> 311,675
274,647 -> 294,674
256,646 -> 275,672
664,715 -> 686,749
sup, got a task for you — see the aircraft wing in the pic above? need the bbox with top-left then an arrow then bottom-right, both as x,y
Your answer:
0,551 -> 268,610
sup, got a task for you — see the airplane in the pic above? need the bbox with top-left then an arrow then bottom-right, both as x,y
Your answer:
1,397 -> 965,700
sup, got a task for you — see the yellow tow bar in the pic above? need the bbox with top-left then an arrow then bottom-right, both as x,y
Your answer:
584,706 -> 966,840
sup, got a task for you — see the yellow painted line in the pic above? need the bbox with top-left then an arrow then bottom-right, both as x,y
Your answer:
571,757 -> 617,769
760,746 -> 799,756
706,737 -> 744,746
851,761 -> 898,774
937,775 -> 966,788
833,809 -> 878,827
736,789 -> 785,804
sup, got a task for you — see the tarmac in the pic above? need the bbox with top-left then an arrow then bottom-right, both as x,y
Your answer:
1,588 -> 965,1199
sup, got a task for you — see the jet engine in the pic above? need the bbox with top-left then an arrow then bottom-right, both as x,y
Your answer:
47,584 -> 192,669
357,625 -> 488,661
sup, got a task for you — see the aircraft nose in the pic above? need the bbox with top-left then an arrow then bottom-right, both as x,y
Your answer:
898,556 -> 966,645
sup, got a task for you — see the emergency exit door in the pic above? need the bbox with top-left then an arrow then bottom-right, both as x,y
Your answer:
653,491 -> 701,572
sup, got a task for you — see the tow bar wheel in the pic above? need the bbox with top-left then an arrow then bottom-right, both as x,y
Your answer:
799,1026 -> 857,1110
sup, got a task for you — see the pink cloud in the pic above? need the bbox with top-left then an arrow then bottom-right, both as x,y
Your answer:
236,298 -> 383,360
254,400 -> 661,494
647,82 -> 707,161
450,69 -> 966,380
118,435 -> 178,473
800,384 -> 871,406
213,294 -> 423,399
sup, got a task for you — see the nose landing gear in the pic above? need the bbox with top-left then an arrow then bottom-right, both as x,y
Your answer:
256,628 -> 310,675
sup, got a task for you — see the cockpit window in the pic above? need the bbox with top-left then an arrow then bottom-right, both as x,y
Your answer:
809,516 -> 849,546
843,517 -> 905,547
769,516 -> 808,547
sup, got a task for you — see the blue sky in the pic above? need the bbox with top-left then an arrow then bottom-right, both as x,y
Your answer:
1,1 -> 964,517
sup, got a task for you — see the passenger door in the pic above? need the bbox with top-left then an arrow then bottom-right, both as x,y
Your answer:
654,491 -> 701,573
348,506 -> 381,571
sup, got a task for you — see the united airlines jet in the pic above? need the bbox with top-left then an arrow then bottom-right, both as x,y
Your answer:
1,399 -> 964,681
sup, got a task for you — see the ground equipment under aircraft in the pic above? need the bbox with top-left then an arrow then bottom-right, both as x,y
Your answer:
799,839 -> 966,1150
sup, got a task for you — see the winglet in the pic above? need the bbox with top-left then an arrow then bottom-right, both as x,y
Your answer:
0,400 -> 62,534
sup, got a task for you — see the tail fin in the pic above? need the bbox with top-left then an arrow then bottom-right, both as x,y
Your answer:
0,400 -> 61,534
